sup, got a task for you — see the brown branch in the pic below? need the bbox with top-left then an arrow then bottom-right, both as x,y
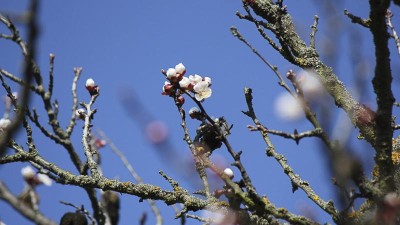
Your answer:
344,9 -> 371,28
369,0 -> 394,192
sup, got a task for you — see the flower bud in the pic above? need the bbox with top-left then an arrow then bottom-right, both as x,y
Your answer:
166,68 -> 177,80
162,81 -> 174,95
175,63 -> 186,76
179,77 -> 192,90
85,78 -> 99,95
177,96 -> 185,105
189,107 -> 201,119
223,168 -> 234,179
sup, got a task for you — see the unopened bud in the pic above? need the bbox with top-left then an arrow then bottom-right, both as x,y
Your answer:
177,96 -> 185,105
223,168 -> 234,179
85,78 -> 99,95
175,63 -> 186,76
189,107 -> 201,119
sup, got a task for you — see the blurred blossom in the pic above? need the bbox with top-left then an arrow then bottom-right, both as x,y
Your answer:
201,208 -> 236,225
145,120 -> 168,144
298,70 -> 324,97
21,166 -> 52,186
0,118 -> 11,129
36,174 -> 52,186
274,93 -> 303,121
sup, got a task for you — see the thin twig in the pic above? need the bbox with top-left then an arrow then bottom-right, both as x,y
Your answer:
65,67 -> 82,137
98,130 -> 163,225
230,27 -> 294,94
310,15 -> 319,49
386,10 -> 400,56
243,87 -> 340,221
344,9 -> 371,28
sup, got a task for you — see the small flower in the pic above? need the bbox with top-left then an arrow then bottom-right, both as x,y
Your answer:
274,92 -> 303,121
85,78 -> 99,95
0,118 -> 11,129
178,77 -> 192,90
189,107 -> 201,119
223,168 -> 234,179
175,63 -> 186,76
193,81 -> 212,101
75,108 -> 86,120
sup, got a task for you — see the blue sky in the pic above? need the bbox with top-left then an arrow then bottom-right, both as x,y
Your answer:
1,1 -> 399,225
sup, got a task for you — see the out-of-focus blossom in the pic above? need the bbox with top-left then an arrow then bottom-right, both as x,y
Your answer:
145,120 -> 168,144
175,63 -> 186,75
193,80 -> 212,101
0,118 -> 11,129
36,174 -> 52,186
21,166 -> 36,178
94,138 -> 107,149
201,208 -> 236,225
274,92 -> 303,121
298,70 -> 324,97
21,166 -> 52,186
223,168 -> 234,179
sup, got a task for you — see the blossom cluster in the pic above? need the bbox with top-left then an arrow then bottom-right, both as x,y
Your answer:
162,63 -> 212,102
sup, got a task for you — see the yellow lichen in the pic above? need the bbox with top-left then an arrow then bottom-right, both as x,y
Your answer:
392,151 -> 400,165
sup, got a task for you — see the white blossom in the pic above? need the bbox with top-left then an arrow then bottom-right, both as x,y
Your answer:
175,63 -> 186,75
193,81 -> 212,101
274,92 -> 303,121
0,118 -> 11,129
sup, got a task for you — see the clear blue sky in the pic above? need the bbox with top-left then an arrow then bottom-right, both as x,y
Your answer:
1,1 -> 398,225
